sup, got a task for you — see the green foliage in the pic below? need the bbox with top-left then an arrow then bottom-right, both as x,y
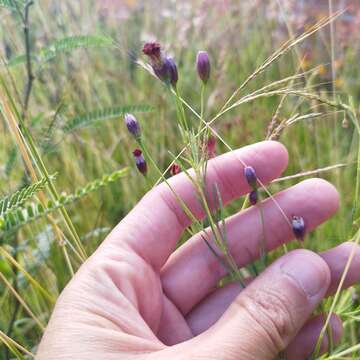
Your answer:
4,146 -> 17,176
62,105 -> 153,132
0,176 -> 52,218
0,0 -> 24,11
7,35 -> 114,67
0,168 -> 128,234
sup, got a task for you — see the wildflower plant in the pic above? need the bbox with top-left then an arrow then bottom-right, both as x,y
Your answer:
134,41 -> 311,287
133,17 -> 360,356
0,1 -> 360,358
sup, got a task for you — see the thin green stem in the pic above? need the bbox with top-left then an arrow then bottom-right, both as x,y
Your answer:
139,140 -> 200,228
17,123 -> 87,261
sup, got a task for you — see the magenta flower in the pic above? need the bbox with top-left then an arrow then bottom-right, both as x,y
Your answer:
170,163 -> 181,176
196,51 -> 210,84
142,42 -> 162,64
133,149 -> 147,176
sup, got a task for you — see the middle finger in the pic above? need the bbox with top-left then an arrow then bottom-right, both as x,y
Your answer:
161,178 -> 339,314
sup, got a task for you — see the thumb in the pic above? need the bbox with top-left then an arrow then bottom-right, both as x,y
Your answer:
193,250 -> 331,360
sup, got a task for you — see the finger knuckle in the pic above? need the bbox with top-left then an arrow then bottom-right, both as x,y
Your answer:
238,286 -> 296,353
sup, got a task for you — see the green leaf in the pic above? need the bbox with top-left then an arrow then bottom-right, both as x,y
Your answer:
63,105 -> 153,133
7,35 -> 114,67
0,168 -> 128,234
39,35 -> 114,62
0,175 -> 54,217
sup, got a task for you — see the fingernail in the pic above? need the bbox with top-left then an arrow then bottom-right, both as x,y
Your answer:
280,252 -> 328,297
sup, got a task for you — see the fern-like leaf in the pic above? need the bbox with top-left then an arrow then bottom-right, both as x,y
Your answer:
0,176 -> 53,218
63,105 -> 153,133
7,35 -> 114,67
0,168 -> 128,235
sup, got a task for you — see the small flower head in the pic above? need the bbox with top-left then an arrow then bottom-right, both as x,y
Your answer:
152,57 -> 178,86
143,42 -> 178,87
244,166 -> 257,189
249,190 -> 258,206
124,113 -> 141,139
291,215 -> 306,241
142,42 -> 162,64
133,149 -> 147,176
196,51 -> 210,84
170,163 -> 181,176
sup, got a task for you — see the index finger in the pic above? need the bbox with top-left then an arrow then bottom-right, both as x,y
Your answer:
101,141 -> 288,269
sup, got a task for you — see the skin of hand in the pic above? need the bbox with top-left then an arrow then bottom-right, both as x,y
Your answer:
37,141 -> 360,360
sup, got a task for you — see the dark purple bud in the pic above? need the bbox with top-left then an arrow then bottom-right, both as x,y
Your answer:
153,59 -> 169,83
152,57 -> 178,87
143,42 -> 178,87
244,166 -> 257,189
196,51 -> 210,84
124,113 -> 141,139
249,190 -> 258,206
167,57 -> 178,87
292,215 -> 306,241
133,149 -> 147,176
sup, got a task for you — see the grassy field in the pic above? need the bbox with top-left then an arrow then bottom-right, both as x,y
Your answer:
0,0 -> 359,358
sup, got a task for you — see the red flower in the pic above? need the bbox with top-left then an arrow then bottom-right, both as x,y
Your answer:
142,42 -> 162,64
170,163 -> 181,176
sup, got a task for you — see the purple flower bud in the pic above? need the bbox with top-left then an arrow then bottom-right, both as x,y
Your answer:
153,60 -> 169,83
152,57 -> 178,87
124,113 -> 141,139
249,190 -> 258,206
166,57 -> 178,87
196,51 -> 210,84
133,149 -> 147,176
291,215 -> 306,241
244,166 -> 257,189
142,42 -> 178,87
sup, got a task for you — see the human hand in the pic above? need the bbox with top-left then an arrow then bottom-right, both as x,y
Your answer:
37,141 -> 360,360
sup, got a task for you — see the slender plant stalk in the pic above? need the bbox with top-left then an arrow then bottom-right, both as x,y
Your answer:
22,0 -> 35,114
0,271 -> 45,331
0,329 -> 34,357
0,247 -> 55,304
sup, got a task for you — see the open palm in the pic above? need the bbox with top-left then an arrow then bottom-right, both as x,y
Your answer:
37,142 -> 360,360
